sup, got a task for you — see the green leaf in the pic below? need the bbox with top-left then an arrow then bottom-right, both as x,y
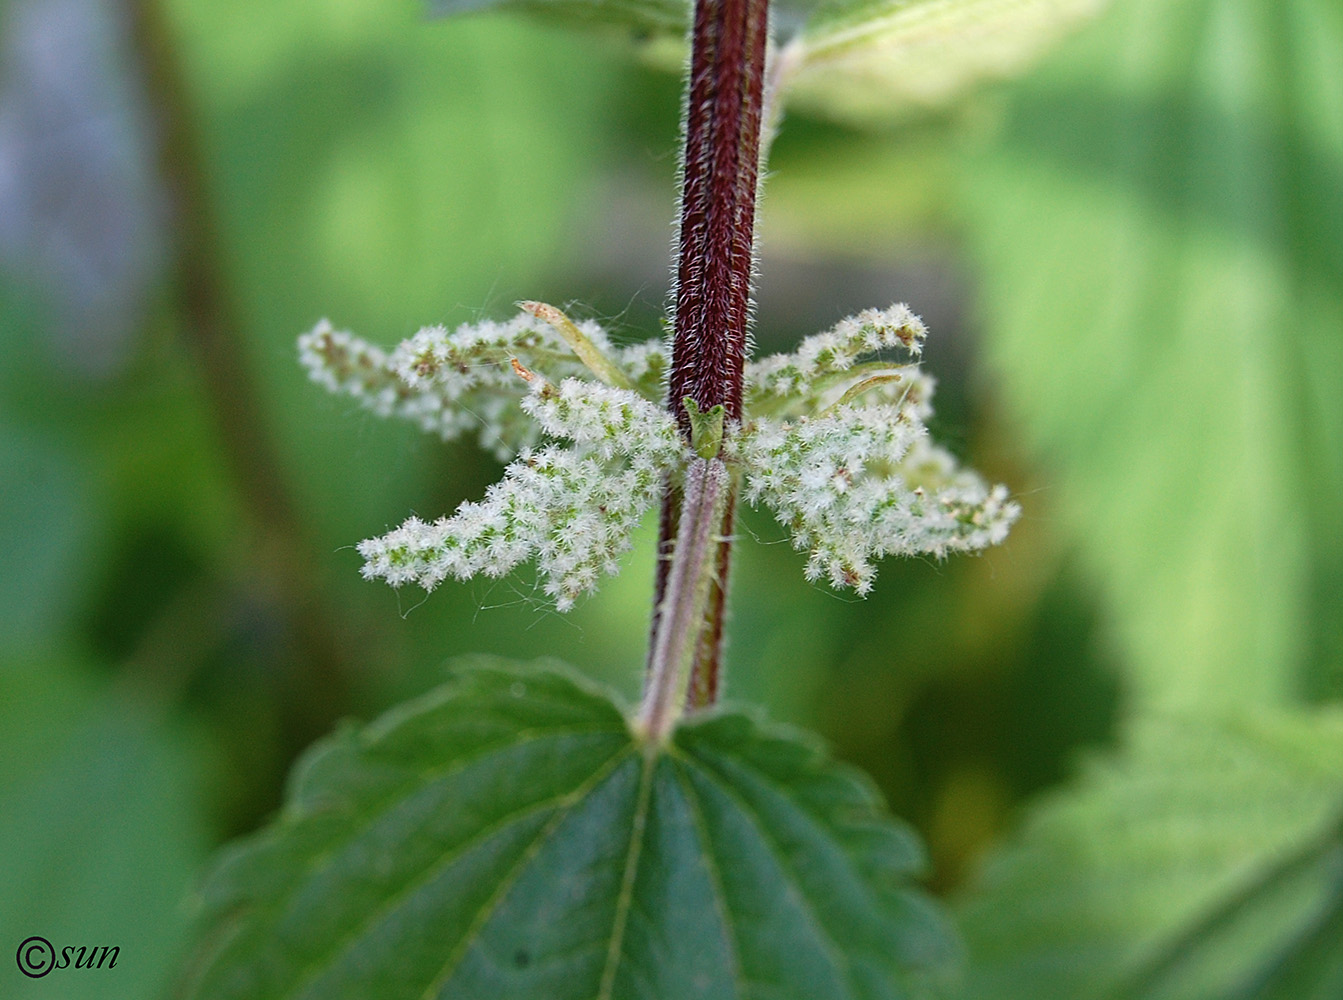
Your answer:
0,660 -> 210,1000
427,0 -> 689,38
960,0 -> 1343,708
784,0 -> 1110,124
180,660 -> 955,999
0,426 -> 96,656
954,710 -> 1343,1000
425,0 -> 1110,124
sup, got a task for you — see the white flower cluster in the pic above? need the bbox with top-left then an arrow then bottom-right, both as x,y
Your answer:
358,373 -> 686,610
299,314 -> 667,461
519,375 -> 683,463
730,306 -> 1017,593
301,302 -> 1018,610
746,303 -> 926,411
732,407 -> 1016,594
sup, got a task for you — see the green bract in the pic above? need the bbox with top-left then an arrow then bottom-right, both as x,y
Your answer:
181,661 -> 957,1000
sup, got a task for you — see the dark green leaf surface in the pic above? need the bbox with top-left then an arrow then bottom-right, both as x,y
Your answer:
955,711 -> 1343,1000
182,661 -> 954,999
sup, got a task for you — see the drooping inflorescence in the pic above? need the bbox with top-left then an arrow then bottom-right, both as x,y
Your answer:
300,303 -> 1019,609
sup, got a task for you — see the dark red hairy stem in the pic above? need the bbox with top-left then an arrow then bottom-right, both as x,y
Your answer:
670,0 -> 769,427
648,0 -> 769,709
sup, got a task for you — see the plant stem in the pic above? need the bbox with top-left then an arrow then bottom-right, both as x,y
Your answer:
638,459 -> 729,743
646,0 -> 770,711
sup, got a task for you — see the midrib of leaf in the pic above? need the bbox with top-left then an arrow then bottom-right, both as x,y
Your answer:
418,744 -> 639,999
277,738 -> 634,1000
596,750 -> 656,1000
1116,815 -> 1343,998
183,665 -> 956,1000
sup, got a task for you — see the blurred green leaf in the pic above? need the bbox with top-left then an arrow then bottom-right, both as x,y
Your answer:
786,0 -> 1109,124
426,0 -> 1110,125
182,660 -> 955,999
429,0 -> 689,36
161,0 -> 626,547
961,0 -> 1343,708
0,427 -> 95,656
0,661 -> 209,1000
955,710 -> 1343,1000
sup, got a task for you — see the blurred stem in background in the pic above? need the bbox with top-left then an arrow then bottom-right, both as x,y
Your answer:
126,0 -> 352,753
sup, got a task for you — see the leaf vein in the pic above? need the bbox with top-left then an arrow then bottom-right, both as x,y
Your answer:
417,745 -> 640,1000
281,738 -> 631,1000
597,751 -> 657,1000
683,752 -> 854,991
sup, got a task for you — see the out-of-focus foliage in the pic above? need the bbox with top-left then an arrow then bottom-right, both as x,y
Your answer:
961,0 -> 1343,712
944,0 -> 1343,991
0,660 -> 208,1000
957,711 -> 1343,1000
786,0 -> 1111,124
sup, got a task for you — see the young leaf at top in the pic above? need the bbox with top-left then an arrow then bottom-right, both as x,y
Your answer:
782,0 -> 1111,124
426,0 -> 1111,124
427,0 -> 690,39
179,660 -> 957,1000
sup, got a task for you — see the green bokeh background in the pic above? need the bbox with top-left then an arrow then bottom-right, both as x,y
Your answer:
1,0 -> 1338,997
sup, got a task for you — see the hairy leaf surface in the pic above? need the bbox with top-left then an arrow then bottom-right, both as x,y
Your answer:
182,661 -> 955,999
955,711 -> 1343,1000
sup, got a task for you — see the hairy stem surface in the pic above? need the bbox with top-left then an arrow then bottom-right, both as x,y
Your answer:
647,0 -> 770,710
639,459 -> 729,743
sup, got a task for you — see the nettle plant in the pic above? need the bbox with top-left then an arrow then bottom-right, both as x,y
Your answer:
181,1 -> 1098,997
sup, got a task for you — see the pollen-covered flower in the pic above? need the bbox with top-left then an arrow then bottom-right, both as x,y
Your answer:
356,444 -> 674,611
300,301 -> 1017,609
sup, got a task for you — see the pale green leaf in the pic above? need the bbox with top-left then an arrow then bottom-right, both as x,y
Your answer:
961,0 -> 1343,708
954,710 -> 1343,1000
180,660 -> 956,1000
425,0 -> 1110,124
784,0 -> 1110,124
